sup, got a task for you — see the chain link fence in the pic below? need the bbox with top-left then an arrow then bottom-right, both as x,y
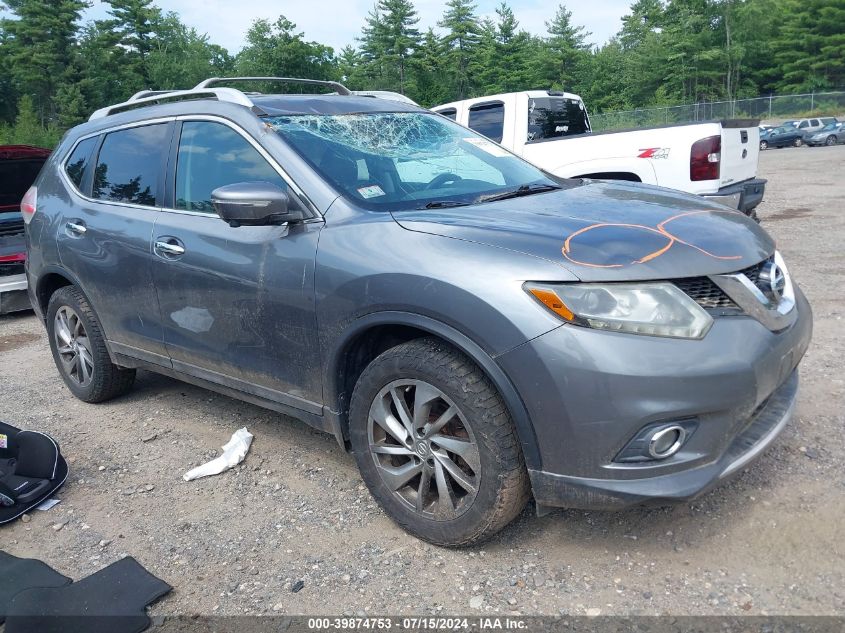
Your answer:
590,91 -> 845,131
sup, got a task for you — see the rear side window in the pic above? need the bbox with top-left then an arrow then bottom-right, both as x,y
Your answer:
175,121 -> 288,212
93,123 -> 170,207
527,97 -> 590,142
468,102 -> 505,143
437,108 -> 457,121
65,137 -> 97,191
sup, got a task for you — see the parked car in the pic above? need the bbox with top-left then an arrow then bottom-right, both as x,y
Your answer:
25,77 -> 812,546
804,121 -> 844,146
1,145 -> 50,314
433,91 -> 766,217
794,117 -> 837,135
760,125 -> 806,149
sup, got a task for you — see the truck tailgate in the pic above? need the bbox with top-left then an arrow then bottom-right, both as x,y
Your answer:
720,121 -> 759,187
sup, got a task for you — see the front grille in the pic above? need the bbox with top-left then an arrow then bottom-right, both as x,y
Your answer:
0,262 -> 25,277
738,258 -> 769,291
674,277 -> 737,309
674,256 -> 772,312
0,219 -> 25,238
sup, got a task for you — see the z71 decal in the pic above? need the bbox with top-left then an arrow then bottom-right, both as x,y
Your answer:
638,147 -> 671,159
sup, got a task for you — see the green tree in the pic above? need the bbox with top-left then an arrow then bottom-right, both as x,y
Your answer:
1,0 -> 88,123
146,12 -> 233,89
407,28 -> 450,106
438,0 -> 481,99
379,0 -> 421,93
773,0 -> 845,91
540,4 -> 593,92
235,16 -> 337,86
101,0 -> 160,87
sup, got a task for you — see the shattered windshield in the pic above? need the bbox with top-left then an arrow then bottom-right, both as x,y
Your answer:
267,112 -> 556,211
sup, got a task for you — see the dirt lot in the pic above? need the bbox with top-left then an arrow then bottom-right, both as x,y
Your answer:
1,145 -> 843,618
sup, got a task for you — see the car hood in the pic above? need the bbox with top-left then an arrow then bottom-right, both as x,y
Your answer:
391,180 -> 774,282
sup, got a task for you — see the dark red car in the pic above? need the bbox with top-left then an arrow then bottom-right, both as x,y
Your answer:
1,145 -> 51,313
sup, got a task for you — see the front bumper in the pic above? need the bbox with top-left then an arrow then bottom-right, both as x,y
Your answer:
702,177 -> 766,215
0,273 -> 30,314
497,287 -> 812,511
529,370 -> 797,511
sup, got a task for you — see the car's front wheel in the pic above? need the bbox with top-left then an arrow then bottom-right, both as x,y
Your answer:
825,135 -> 837,146
349,338 -> 530,546
46,286 -> 135,403
794,138 -> 803,147
760,140 -> 768,150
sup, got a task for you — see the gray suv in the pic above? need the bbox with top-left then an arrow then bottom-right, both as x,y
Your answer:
24,78 -> 812,546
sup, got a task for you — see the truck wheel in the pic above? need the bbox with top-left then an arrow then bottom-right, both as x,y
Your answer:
825,135 -> 836,146
759,140 -> 768,150
46,286 -> 136,403
349,337 -> 530,546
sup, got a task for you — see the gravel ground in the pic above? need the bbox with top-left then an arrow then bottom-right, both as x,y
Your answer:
1,145 -> 843,617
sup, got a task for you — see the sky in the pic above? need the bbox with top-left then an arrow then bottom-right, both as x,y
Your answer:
73,0 -> 633,53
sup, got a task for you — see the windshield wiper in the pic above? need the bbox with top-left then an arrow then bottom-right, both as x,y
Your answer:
476,183 -> 562,204
421,200 -> 471,209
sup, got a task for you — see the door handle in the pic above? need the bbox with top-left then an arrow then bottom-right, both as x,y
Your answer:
66,221 -> 87,235
154,239 -> 185,258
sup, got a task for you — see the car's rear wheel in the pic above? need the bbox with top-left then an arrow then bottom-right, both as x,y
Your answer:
759,140 -> 768,150
349,337 -> 530,546
47,286 -> 135,403
793,138 -> 803,147
825,135 -> 836,146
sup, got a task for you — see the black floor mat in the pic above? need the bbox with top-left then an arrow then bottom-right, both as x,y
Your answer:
5,556 -> 172,633
0,551 -> 72,624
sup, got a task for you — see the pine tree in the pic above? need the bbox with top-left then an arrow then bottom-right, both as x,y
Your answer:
102,0 -> 161,88
541,4 -> 593,92
438,0 -> 481,98
378,0 -> 421,93
774,0 -> 845,91
1,0 -> 88,124
407,28 -> 450,106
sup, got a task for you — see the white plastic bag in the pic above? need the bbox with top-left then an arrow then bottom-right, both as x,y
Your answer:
183,427 -> 254,482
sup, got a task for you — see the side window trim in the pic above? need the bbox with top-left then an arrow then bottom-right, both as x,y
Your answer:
61,135 -> 100,198
169,115 -> 317,218
91,120 -> 173,209
59,117 -> 176,211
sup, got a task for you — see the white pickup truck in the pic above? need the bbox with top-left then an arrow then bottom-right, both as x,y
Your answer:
432,90 -> 766,216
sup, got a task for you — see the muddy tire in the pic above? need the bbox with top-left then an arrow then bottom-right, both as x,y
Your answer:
46,285 -> 135,403
349,337 -> 530,546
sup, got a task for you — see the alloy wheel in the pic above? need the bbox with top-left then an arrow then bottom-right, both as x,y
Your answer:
54,306 -> 94,387
367,379 -> 481,520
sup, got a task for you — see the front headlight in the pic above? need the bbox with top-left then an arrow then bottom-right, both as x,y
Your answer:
525,282 -> 713,339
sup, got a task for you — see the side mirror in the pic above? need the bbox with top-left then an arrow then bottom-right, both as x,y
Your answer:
211,182 -> 305,227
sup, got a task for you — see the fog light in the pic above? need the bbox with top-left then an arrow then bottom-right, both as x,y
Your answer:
648,425 -> 686,459
614,419 -> 697,463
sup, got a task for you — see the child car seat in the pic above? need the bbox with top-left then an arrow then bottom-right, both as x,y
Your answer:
0,422 -> 68,524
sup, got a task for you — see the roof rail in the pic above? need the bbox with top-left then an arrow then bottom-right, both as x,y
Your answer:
128,89 -> 179,101
195,77 -> 351,96
88,87 -> 256,121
